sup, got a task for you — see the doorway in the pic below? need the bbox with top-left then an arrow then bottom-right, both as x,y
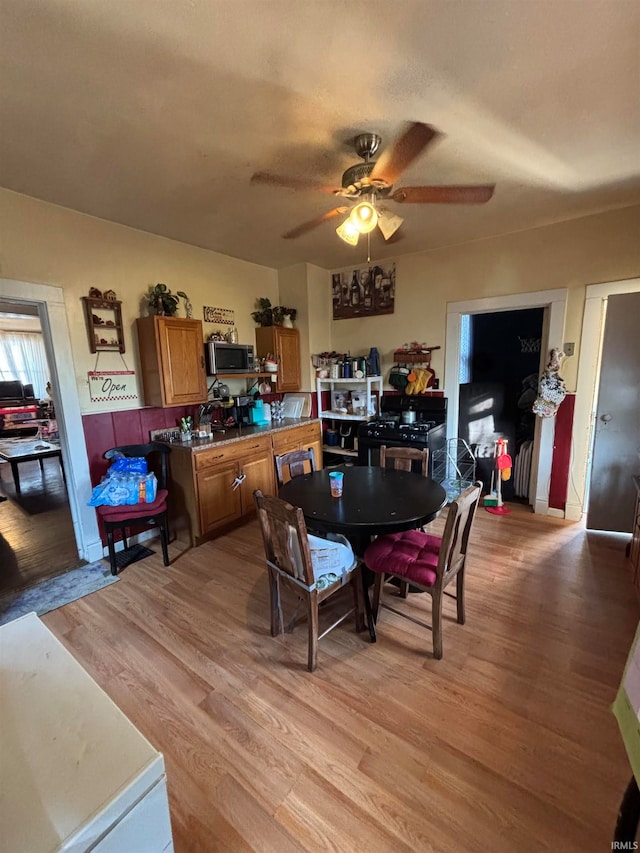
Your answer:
0,278 -> 102,575
445,288 -> 568,515
457,308 -> 544,505
0,301 -> 82,592
572,278 -> 640,528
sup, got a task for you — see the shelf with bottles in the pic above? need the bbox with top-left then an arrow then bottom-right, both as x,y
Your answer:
316,375 -> 382,422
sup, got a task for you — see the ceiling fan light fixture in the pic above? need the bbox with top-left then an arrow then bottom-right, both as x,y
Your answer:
377,209 -> 404,241
349,200 -> 378,234
336,217 -> 360,246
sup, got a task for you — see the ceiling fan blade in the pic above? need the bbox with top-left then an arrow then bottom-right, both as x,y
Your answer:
369,123 -> 439,185
391,185 -> 495,204
282,207 -> 348,239
251,171 -> 339,194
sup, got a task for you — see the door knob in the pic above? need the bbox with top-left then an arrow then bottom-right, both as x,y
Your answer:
600,413 -> 612,423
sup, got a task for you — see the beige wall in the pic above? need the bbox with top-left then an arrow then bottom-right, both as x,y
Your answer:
1,188 -> 638,414
278,262 -> 332,391
329,205 -> 640,391
0,188 -> 278,412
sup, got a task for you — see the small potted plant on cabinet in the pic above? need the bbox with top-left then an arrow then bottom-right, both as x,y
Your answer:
147,283 -> 190,317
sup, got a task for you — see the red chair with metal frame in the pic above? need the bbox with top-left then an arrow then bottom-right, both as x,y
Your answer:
96,442 -> 171,576
364,481 -> 482,659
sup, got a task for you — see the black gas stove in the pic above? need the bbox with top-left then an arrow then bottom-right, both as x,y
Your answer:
357,396 -> 447,472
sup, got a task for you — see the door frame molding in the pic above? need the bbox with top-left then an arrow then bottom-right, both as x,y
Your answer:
444,288 -> 568,515
0,278 -> 103,561
570,277 -> 640,522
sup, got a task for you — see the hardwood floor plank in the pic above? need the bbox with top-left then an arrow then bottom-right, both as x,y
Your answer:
0,459 -> 80,593
41,504 -> 638,851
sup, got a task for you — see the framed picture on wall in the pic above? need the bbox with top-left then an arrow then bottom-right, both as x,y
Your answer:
332,262 -> 395,320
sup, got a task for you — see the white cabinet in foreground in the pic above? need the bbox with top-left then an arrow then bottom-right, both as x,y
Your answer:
0,612 -> 173,852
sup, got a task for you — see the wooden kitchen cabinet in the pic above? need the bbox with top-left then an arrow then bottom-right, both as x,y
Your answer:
168,425 -> 322,546
173,435 -> 276,544
272,422 -> 323,478
197,458 -> 243,535
255,326 -> 301,392
136,316 -> 208,407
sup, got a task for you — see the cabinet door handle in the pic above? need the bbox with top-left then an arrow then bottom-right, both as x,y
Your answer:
201,355 -> 205,368
231,473 -> 246,491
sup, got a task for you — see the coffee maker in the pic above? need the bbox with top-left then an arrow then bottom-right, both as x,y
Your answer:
231,395 -> 254,425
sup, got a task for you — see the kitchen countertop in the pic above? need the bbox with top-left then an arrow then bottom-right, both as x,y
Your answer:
164,417 -> 320,454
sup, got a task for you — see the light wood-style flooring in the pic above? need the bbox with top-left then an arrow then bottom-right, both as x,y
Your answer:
0,457 -> 81,594
43,503 -> 638,852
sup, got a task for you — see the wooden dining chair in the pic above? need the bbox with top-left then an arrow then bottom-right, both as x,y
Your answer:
96,442 -> 171,575
379,445 -> 429,477
379,444 -> 431,596
274,448 -> 316,487
254,489 -> 364,672
364,481 -> 482,659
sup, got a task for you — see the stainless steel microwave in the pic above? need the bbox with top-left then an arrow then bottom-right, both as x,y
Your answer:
205,341 -> 254,375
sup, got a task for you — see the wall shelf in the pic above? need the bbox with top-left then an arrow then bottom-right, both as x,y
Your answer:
214,372 -> 274,380
82,296 -> 125,353
393,347 -> 440,366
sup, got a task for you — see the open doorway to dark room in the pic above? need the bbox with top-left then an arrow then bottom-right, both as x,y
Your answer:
457,308 -> 544,504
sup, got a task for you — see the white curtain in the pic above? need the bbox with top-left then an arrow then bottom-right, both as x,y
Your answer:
0,331 -> 50,398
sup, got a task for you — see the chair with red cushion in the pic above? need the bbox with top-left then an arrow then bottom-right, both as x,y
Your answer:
96,442 -> 171,575
364,481 -> 482,659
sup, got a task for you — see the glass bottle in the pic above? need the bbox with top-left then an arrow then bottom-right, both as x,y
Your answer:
350,271 -> 360,308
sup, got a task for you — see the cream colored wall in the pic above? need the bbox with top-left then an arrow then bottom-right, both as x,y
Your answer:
0,189 -> 278,413
329,205 -> 640,391
277,262 -> 332,391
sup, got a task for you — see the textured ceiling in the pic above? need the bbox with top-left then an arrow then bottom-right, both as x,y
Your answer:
1,0 -> 639,270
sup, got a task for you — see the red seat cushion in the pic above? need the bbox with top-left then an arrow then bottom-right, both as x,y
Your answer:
96,489 -> 168,523
364,530 -> 443,588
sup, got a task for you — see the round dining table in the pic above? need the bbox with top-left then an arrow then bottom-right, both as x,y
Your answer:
278,465 -> 447,640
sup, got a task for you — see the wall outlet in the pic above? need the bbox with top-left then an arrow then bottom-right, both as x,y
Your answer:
563,342 -> 575,357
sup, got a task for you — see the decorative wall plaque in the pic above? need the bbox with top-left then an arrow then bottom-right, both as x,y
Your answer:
203,306 -> 235,325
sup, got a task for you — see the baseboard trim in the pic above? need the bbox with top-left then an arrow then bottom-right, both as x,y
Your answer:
535,499 -> 549,515
547,507 -> 565,519
565,502 -> 583,522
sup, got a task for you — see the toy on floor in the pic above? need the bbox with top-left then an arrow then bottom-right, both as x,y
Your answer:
485,438 -> 512,515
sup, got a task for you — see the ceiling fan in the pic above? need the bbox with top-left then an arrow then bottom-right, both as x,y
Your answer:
251,122 -> 495,245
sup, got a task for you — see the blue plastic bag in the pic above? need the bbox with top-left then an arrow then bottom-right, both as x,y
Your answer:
109,455 -> 147,474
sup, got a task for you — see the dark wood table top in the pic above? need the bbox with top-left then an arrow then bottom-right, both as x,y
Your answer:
278,465 -> 447,537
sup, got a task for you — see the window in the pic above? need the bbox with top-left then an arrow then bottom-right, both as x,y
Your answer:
0,331 -> 49,398
459,313 -> 472,384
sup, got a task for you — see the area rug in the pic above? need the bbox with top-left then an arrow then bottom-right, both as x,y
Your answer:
0,561 -> 119,626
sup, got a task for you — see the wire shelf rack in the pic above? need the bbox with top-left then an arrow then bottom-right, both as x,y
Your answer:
432,438 -> 477,502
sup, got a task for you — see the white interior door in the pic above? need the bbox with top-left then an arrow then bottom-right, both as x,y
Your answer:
586,291 -> 640,532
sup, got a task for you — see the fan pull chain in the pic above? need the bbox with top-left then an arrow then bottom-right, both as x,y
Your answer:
367,232 -> 371,263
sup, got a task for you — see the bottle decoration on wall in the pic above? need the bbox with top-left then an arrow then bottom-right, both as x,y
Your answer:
331,263 -> 396,320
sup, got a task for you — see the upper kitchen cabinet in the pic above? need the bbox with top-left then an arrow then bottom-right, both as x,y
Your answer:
136,316 -> 208,407
255,326 -> 301,392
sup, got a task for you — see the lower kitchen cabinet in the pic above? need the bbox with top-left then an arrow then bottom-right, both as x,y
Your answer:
272,422 -> 323,481
196,436 -> 275,539
169,423 -> 322,545
197,458 -> 243,535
